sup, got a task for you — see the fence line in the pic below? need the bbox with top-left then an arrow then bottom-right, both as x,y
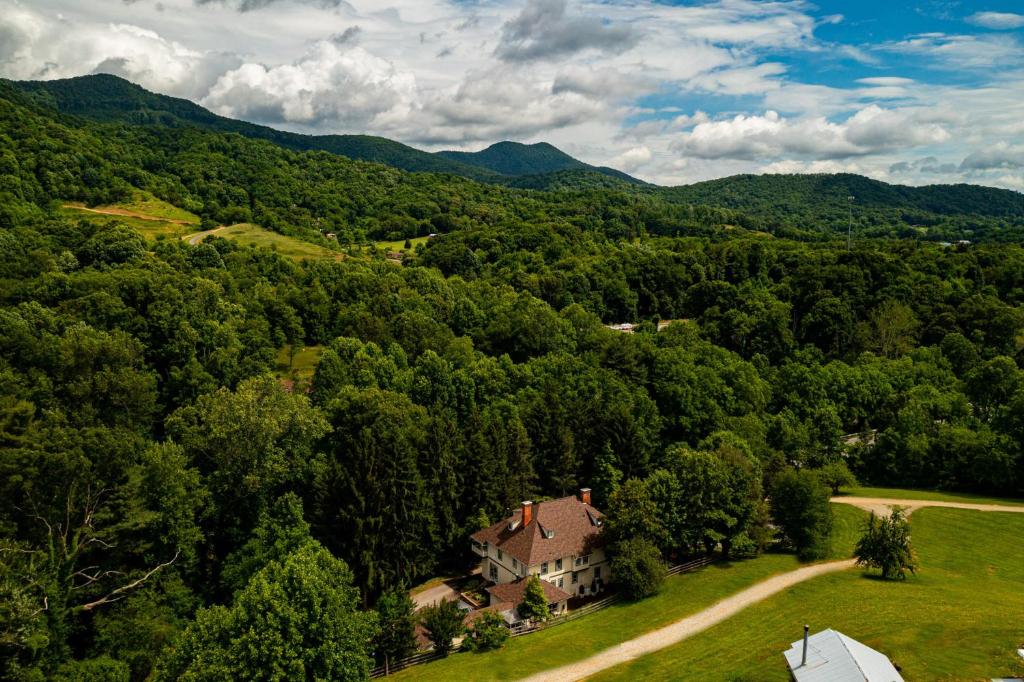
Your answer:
371,555 -> 717,676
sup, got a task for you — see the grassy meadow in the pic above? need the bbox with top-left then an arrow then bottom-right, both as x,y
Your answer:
590,507 -> 1024,681
841,485 -> 1024,507
193,224 -> 344,262
62,190 -> 200,240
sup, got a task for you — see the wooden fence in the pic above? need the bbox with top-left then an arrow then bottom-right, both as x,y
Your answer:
370,555 -> 717,677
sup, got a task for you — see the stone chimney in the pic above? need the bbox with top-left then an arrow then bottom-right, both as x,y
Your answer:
521,501 -> 533,527
579,488 -> 591,505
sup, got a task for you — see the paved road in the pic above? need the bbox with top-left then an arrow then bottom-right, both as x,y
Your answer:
412,583 -> 459,611
516,559 -> 857,682
831,496 -> 1024,516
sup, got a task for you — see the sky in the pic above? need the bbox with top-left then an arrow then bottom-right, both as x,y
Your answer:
2,0 -> 1023,189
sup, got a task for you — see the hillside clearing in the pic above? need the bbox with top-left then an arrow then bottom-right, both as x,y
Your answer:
185,223 -> 344,262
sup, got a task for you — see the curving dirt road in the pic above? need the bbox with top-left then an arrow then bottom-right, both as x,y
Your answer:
516,559 -> 857,682
831,496 -> 1024,517
184,226 -> 227,245
516,497 -> 1023,682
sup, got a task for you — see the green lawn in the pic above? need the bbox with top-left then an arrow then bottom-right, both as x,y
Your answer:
590,507 -> 1024,682
275,345 -> 323,387
198,224 -> 343,262
394,504 -> 868,682
375,235 -> 431,252
114,191 -> 200,223
841,485 -> 1024,507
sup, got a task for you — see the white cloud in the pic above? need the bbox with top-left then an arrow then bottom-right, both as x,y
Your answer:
966,11 -> 1024,30
495,0 -> 637,62
673,106 -> 950,161
611,145 -> 652,172
960,143 -> 1024,170
880,32 -> 1022,69
202,42 -> 418,129
0,2 -> 239,97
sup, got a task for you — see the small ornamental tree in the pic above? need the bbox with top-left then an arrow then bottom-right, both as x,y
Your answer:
855,508 -> 918,579
815,461 -> 858,495
462,611 -> 509,652
516,575 -> 550,623
420,600 -> 464,656
610,537 -> 666,600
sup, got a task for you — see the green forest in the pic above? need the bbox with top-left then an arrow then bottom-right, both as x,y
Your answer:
1,75 -> 1023,681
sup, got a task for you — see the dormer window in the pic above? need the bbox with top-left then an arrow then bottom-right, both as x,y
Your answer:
508,520 -> 520,531
543,527 -> 555,539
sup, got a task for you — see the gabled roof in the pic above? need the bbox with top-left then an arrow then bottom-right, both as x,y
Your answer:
784,629 -> 904,682
471,495 -> 604,567
486,578 -> 572,606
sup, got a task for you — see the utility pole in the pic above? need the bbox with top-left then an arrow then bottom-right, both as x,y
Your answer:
847,195 -> 855,250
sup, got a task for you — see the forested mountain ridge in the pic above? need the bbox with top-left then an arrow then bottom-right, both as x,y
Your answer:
13,74 -> 640,185
438,141 -> 644,184
658,173 -> 1024,237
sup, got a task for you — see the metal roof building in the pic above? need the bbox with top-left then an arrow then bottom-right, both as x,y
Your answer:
784,628 -> 903,682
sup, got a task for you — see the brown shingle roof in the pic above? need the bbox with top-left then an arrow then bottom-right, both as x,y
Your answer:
486,578 -> 572,606
470,494 -> 605,567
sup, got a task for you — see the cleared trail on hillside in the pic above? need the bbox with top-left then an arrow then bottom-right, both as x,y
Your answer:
515,558 -> 857,682
64,203 -> 195,225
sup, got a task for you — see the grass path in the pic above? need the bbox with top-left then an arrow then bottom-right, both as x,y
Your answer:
516,559 -> 857,682
184,225 -> 226,245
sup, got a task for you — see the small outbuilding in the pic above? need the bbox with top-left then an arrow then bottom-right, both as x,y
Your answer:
784,627 -> 903,682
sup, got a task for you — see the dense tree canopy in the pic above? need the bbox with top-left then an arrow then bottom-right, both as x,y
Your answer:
1,76 -> 1023,679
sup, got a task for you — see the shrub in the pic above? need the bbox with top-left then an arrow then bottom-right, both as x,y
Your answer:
610,537 -> 666,600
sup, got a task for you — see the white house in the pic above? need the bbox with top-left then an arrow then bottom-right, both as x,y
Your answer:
470,488 -> 608,610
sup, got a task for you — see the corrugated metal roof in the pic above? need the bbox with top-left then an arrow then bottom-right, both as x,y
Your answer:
784,629 -> 903,682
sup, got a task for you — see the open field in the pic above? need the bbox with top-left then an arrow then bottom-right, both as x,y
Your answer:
842,485 -> 1024,507
589,507 -> 1024,682
274,345 -> 323,387
374,235 -> 431,252
394,504 -> 867,682
62,191 -> 200,240
187,224 -> 343,262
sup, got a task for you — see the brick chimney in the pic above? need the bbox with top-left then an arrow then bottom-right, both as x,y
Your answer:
579,488 -> 591,505
521,501 -> 533,527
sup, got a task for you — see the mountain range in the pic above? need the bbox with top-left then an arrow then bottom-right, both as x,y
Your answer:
8,74 -> 1023,232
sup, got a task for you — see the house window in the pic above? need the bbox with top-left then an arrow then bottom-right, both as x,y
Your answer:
558,577 -> 564,588
489,564 -> 498,580
575,555 -> 590,567
513,558 -> 518,569
594,566 -> 602,579
571,572 -> 578,584
541,562 -> 548,575
497,549 -> 503,560
555,558 -> 562,571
